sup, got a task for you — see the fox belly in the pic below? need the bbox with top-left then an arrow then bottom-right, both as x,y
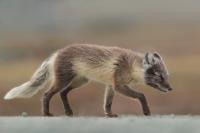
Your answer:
73,61 -> 116,85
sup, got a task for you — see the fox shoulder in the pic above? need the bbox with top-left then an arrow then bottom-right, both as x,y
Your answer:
113,51 -> 145,85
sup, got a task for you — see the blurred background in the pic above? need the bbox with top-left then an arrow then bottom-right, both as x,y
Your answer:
0,0 -> 200,116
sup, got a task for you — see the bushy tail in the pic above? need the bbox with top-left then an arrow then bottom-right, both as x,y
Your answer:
4,53 -> 57,100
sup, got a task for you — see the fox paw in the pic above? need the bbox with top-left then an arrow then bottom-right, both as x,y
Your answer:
105,113 -> 118,118
144,111 -> 151,116
65,111 -> 73,117
44,113 -> 54,117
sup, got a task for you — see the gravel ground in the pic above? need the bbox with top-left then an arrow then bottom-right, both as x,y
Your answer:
0,115 -> 200,133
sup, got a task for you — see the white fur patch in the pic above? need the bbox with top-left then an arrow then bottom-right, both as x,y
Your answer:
73,58 -> 117,85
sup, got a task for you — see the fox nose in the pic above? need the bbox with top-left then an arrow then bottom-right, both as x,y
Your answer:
168,87 -> 173,91
163,83 -> 173,91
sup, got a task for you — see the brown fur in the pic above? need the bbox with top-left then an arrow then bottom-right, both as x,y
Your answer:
42,44 -> 151,117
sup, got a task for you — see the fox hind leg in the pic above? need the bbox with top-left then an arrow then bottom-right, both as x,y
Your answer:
43,85 -> 60,116
42,75 -> 75,116
60,76 -> 89,116
60,87 -> 74,116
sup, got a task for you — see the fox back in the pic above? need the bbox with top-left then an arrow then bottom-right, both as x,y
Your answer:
56,44 -> 145,85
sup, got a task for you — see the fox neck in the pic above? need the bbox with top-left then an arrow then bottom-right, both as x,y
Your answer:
131,56 -> 145,85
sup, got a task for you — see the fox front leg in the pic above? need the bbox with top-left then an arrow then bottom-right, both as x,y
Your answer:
115,84 -> 151,116
104,86 -> 118,117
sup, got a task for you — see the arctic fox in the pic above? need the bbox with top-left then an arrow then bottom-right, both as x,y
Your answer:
4,44 -> 172,117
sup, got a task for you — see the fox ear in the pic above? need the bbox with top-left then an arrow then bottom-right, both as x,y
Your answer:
144,52 -> 149,64
153,52 -> 162,60
144,52 -> 154,65
144,52 -> 161,66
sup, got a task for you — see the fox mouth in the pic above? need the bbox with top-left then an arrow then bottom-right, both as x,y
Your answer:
147,83 -> 169,93
157,87 -> 169,92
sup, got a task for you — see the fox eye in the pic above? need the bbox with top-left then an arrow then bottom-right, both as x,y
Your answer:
160,75 -> 164,80
146,68 -> 154,74
154,72 -> 160,76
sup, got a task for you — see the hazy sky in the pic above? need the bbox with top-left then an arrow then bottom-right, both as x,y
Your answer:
0,0 -> 200,31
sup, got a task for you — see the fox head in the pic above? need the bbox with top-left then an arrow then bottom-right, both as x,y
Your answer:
143,52 -> 172,92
